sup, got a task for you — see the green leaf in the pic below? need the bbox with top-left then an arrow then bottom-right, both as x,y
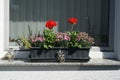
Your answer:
78,45 -> 82,48
19,36 -> 31,49
28,25 -> 32,36
44,44 -> 48,49
48,45 -> 53,48
74,43 -> 78,47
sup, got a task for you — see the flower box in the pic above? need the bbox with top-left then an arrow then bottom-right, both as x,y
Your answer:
18,18 -> 94,62
29,47 -> 90,62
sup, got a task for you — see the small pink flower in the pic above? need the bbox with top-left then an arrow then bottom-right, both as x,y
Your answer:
56,32 -> 64,41
32,39 -> 36,43
63,33 -> 71,41
76,35 -> 81,41
38,36 -> 45,42
88,37 -> 94,44
35,37 -> 39,41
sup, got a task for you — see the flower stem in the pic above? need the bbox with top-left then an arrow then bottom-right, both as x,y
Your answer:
71,25 -> 74,31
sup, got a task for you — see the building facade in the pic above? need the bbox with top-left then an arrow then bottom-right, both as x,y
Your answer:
0,0 -> 120,60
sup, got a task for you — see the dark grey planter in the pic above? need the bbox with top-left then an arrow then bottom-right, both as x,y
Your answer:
30,47 -> 90,62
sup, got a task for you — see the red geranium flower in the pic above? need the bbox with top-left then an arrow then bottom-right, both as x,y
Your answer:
46,20 -> 57,29
68,18 -> 78,25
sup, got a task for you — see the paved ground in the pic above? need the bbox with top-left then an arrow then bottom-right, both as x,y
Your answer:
0,59 -> 120,80
0,71 -> 120,80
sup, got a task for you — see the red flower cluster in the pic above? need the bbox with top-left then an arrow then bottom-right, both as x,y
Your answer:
68,18 -> 78,25
46,20 -> 57,29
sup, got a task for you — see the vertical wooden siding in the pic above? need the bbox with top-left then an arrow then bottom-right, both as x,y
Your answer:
10,0 -> 109,46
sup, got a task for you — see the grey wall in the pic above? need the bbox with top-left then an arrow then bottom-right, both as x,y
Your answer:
10,0 -> 109,46
115,0 -> 120,60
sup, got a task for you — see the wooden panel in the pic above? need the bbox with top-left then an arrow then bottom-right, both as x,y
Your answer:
17,0 -> 26,36
59,0 -> 67,32
88,0 -> 95,34
80,0 -> 88,32
40,0 -> 47,34
10,0 -> 89,38
32,0 -> 41,35
9,0 -> 110,47
66,0 -> 74,31
74,0 -> 81,31
66,0 -> 74,18
94,0 -> 101,45
53,0 -> 60,32
101,0 -> 109,35
24,0 -> 34,36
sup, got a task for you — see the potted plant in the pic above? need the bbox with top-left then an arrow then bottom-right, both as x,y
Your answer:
19,18 -> 94,62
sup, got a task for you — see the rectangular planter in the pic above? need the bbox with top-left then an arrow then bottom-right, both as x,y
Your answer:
30,47 -> 90,62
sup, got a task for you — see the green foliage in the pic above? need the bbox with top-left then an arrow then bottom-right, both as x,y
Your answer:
19,36 -> 31,49
28,25 -> 32,36
68,31 -> 94,48
18,27 -> 94,49
68,31 -> 81,48
43,29 -> 56,49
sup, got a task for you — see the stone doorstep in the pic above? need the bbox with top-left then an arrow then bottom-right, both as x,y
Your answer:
0,59 -> 120,71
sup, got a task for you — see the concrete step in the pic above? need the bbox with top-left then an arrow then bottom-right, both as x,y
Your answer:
0,59 -> 120,71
